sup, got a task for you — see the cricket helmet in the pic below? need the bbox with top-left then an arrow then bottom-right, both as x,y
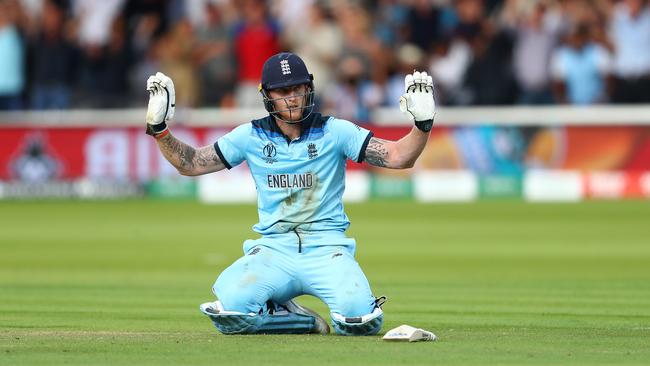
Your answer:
259,52 -> 315,123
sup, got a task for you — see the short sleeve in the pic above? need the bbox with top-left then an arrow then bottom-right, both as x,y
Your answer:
213,124 -> 251,169
331,118 -> 373,163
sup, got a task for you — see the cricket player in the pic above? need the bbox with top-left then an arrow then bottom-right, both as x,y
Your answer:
145,52 -> 435,336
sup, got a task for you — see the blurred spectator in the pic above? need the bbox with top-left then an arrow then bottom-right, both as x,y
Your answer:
96,17 -> 131,107
428,35 -> 473,105
371,0 -> 410,47
485,0 -> 506,15
558,0 -> 610,30
18,0 -> 47,36
550,23 -> 612,105
121,0 -> 166,104
335,3 -> 388,87
122,0 -> 166,58
609,0 -> 650,103
323,55 -> 383,122
166,0 -> 187,26
454,0 -> 485,42
0,0 -> 25,110
387,44 -> 425,108
72,0 -> 131,107
503,0 -> 564,104
76,15 -> 131,108
5,0 -> 650,111
284,2 -> 342,100
183,0 -> 239,28
463,30 -> 518,105
19,0 -> 44,19
233,0 -> 280,107
128,33 -> 162,106
181,0 -> 210,27
29,0 -> 78,109
270,0 -> 312,35
194,2 -> 235,107
404,0 -> 442,52
73,0 -> 125,48
462,1 -> 517,105
158,19 -> 199,107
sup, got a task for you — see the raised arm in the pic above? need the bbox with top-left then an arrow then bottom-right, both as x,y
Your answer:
145,72 -> 226,176
364,71 -> 435,169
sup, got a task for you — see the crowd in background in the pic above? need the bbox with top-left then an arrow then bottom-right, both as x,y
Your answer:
1,0 -> 650,121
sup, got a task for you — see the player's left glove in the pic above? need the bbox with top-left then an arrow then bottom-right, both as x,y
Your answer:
399,71 -> 435,132
145,72 -> 176,136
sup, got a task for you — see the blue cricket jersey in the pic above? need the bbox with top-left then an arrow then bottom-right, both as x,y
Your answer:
214,113 -> 373,241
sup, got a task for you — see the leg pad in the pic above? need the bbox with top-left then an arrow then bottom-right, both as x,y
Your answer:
200,301 -> 315,334
331,307 -> 384,336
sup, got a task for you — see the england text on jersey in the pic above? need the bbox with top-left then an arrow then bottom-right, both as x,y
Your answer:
267,173 -> 313,189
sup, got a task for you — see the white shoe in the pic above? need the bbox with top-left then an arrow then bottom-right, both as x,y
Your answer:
283,300 -> 330,335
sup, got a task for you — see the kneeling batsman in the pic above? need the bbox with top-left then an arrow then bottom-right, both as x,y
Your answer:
144,67 -> 436,336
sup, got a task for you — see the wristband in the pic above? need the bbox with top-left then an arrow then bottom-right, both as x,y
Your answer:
146,121 -> 167,136
154,129 -> 170,140
415,119 -> 433,132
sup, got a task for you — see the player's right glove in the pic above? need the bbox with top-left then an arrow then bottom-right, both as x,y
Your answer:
399,71 -> 435,132
145,72 -> 176,136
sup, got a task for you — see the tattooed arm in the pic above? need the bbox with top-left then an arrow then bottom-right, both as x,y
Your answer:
156,132 -> 226,176
364,127 -> 429,169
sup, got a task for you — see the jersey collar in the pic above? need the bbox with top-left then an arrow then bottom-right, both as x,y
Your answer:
269,112 -> 318,143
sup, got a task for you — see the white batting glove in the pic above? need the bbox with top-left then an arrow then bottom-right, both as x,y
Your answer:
145,72 -> 175,134
399,71 -> 435,132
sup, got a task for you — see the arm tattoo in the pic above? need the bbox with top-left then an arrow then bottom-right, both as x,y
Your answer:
195,145 -> 222,168
157,133 -> 224,174
158,134 -> 195,171
364,137 -> 389,167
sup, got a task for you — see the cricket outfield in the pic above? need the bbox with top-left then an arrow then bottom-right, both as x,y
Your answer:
1,200 -> 649,365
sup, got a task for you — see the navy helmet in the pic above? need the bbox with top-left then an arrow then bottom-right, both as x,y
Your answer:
259,52 -> 315,123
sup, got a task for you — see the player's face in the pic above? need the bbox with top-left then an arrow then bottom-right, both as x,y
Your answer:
268,84 -> 309,122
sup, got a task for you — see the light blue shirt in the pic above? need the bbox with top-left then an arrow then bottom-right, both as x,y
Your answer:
551,43 -> 611,105
610,4 -> 650,77
214,113 -> 372,237
0,25 -> 24,95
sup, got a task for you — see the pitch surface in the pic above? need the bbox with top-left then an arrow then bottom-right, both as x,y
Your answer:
1,200 -> 649,365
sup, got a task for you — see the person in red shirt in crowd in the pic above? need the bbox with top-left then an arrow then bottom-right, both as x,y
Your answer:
233,0 -> 280,107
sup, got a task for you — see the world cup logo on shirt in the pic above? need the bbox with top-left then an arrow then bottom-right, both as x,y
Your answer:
263,143 -> 278,164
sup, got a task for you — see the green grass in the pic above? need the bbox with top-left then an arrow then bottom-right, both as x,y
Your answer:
1,200 -> 649,365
